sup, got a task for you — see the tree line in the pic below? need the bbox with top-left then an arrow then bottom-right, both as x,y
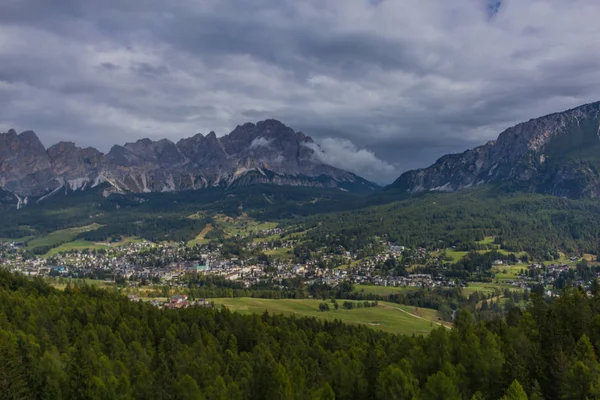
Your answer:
0,269 -> 599,399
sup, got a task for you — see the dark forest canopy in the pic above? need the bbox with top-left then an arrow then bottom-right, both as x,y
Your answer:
1,270 -> 600,399
298,186 -> 600,260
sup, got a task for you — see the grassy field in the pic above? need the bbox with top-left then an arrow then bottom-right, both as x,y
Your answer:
353,284 -> 421,297
462,282 -> 511,296
252,233 -> 284,243
48,277 -> 116,290
263,247 -> 294,259
185,214 -> 281,244
213,215 -> 278,238
444,250 -> 470,262
25,224 -> 102,251
476,236 -> 496,245
0,236 -> 35,243
187,224 -> 215,246
555,252 -> 582,265
210,298 -> 440,335
394,304 -> 453,328
45,240 -> 110,256
355,282 -> 514,299
496,249 -> 529,258
44,236 -> 145,256
490,252 -> 585,281
252,229 -> 308,244
443,248 -> 529,263
491,265 -> 527,281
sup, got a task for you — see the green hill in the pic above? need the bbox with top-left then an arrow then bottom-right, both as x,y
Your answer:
299,186 -> 600,260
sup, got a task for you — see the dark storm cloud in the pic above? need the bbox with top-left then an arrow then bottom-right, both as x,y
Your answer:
1,0 -> 600,183
487,0 -> 502,18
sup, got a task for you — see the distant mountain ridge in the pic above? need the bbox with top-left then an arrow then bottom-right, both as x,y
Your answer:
0,120 -> 377,202
391,101 -> 600,199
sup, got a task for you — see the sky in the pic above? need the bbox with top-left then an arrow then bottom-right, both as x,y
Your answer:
2,0 -> 600,184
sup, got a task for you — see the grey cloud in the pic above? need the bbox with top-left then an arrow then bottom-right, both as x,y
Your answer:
305,139 -> 396,183
131,63 -> 170,78
1,0 -> 600,183
99,62 -> 120,70
249,137 -> 273,149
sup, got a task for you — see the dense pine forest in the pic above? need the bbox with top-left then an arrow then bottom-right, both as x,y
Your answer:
1,270 -> 600,399
301,187 -> 600,260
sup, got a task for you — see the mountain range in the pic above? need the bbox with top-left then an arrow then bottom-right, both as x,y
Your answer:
392,101 -> 600,199
5,101 -> 600,207
0,119 -> 377,204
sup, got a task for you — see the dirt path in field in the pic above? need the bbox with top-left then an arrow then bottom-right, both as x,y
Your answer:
193,225 -> 214,241
382,304 -> 450,328
476,295 -> 503,310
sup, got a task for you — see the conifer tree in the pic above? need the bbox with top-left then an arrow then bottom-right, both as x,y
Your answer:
500,380 -> 528,400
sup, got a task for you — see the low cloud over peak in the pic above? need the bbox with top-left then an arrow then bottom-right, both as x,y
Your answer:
305,138 -> 396,183
249,137 -> 273,149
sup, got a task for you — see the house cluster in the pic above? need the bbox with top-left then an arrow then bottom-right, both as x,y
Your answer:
503,262 -> 592,292
4,229 -> 593,299
246,237 -> 295,252
370,274 -> 456,288
257,227 -> 284,237
1,241 -> 221,284
128,294 -> 213,309
0,231 -> 524,294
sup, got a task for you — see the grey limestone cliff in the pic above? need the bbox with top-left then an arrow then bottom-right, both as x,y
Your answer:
391,101 -> 600,198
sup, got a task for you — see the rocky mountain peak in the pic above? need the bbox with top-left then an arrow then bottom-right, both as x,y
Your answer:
294,131 -> 314,145
0,120 -> 378,198
49,141 -> 77,149
256,119 -> 292,132
391,101 -> 600,198
0,130 -> 46,153
46,142 -> 103,188
20,130 -> 41,140
0,130 -> 53,196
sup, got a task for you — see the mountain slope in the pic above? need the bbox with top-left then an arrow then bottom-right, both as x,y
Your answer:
391,101 -> 600,198
298,185 -> 600,260
0,183 -> 366,245
0,120 -> 378,198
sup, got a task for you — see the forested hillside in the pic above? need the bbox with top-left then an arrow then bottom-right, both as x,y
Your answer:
0,184 -> 364,243
7,182 -> 600,260
300,186 -> 600,260
1,270 -> 600,399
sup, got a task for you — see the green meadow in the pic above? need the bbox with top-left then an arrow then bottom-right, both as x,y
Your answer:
353,284 -> 421,297
210,297 -> 442,335
25,224 -> 102,251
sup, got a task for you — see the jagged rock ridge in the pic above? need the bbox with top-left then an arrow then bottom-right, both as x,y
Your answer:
0,120 -> 377,201
391,101 -> 600,198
